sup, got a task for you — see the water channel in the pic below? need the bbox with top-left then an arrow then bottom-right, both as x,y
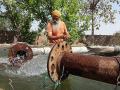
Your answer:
0,47 -> 120,90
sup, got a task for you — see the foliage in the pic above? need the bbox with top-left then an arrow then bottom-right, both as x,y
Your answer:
22,0 -> 52,30
20,0 -> 91,44
52,0 -> 91,44
18,0 -> 89,42
20,16 -> 37,44
83,0 -> 120,35
21,30 -> 37,44
0,0 -> 37,44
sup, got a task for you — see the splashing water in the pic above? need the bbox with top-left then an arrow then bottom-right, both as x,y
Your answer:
0,47 -> 120,90
18,54 -> 48,76
0,53 -> 48,77
0,57 -> 10,64
0,46 -> 88,77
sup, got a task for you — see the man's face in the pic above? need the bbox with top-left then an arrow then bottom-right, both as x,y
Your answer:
52,16 -> 59,23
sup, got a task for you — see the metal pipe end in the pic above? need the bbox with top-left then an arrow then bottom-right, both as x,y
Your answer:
8,42 -> 33,67
47,42 -> 72,82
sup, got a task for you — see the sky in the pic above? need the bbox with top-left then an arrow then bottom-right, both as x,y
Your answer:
30,20 -> 40,32
85,14 -> 120,35
0,4 -> 6,12
85,3 -> 120,35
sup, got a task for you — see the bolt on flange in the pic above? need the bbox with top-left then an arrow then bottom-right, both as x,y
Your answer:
47,42 -> 72,82
47,42 -> 120,85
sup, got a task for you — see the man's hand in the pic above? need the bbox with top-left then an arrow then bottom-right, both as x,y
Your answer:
48,35 -> 63,39
48,34 -> 69,40
63,35 -> 69,40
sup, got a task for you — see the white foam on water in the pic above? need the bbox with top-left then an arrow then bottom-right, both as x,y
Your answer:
0,57 -> 10,64
0,54 -> 48,77
0,46 -> 89,77
18,54 -> 48,76
0,46 -> 88,77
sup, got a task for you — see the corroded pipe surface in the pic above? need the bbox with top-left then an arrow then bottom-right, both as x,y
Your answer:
0,42 -> 33,67
8,42 -> 33,67
47,42 -> 120,85
87,46 -> 120,56
60,53 -> 119,84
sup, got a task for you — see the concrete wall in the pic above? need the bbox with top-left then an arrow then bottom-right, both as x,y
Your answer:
1,31 -> 120,46
0,30 -> 20,43
86,35 -> 120,46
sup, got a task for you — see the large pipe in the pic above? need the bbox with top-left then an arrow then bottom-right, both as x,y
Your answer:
87,46 -> 120,56
47,42 -> 120,85
31,46 -> 89,55
0,42 -> 33,67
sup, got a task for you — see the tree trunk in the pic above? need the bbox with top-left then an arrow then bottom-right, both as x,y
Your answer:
91,10 -> 94,45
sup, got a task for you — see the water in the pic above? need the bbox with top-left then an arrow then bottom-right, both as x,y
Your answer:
0,74 -> 119,90
0,48 -> 120,90
0,74 -> 53,90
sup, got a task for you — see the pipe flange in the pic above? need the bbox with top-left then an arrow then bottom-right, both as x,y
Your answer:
8,42 -> 33,67
47,42 -> 72,82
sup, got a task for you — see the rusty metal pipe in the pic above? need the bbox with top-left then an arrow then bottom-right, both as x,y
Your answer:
87,46 -> 120,56
0,42 -> 33,67
47,42 -> 120,85
60,53 -> 119,84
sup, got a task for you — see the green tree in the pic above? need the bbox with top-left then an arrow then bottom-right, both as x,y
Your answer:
0,0 -> 37,44
21,0 -> 91,44
84,0 -> 120,44
51,0 -> 91,44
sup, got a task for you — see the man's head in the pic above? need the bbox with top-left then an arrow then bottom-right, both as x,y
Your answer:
51,10 -> 61,23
